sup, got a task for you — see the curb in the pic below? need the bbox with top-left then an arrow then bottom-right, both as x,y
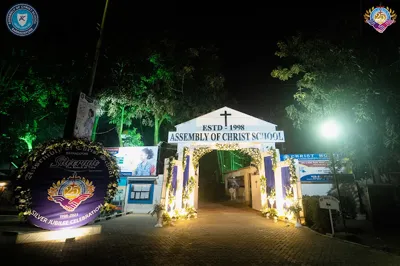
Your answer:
94,211 -> 133,223
302,225 -> 399,256
1,225 -> 102,244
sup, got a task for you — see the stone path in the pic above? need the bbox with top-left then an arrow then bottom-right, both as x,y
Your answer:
1,202 -> 400,265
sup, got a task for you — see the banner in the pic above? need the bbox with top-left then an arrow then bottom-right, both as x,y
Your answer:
280,153 -> 349,183
168,131 -> 285,143
28,145 -> 112,230
106,147 -> 159,177
73,92 -> 98,140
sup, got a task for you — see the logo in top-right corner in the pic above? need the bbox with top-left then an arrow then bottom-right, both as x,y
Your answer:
364,6 -> 397,33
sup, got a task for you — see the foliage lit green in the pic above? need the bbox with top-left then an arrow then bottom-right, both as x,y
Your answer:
271,34 -> 400,181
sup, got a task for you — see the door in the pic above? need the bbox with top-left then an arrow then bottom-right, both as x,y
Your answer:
251,175 -> 261,211
248,174 -> 252,207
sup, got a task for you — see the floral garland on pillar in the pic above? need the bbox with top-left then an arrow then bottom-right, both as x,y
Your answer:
14,139 -> 120,219
265,147 -> 278,170
284,158 -> 298,209
260,175 -> 267,194
286,158 -> 298,185
165,156 -> 176,210
182,146 -> 189,170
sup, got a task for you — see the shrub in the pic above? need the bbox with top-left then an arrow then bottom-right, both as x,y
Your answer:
302,195 -> 339,233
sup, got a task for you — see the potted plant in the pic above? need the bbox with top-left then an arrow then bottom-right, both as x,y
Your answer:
288,201 -> 302,228
261,203 -> 270,218
148,202 -> 165,228
269,208 -> 278,222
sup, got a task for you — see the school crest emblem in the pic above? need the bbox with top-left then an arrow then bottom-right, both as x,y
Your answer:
48,173 -> 95,212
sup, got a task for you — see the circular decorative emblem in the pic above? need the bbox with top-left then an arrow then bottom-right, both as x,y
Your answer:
15,139 -> 119,230
6,3 -> 39,37
364,6 -> 397,33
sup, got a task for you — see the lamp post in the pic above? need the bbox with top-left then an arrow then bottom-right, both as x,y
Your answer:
320,120 -> 346,229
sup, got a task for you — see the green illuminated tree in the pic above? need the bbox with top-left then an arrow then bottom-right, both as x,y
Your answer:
139,42 -> 226,145
122,128 -> 144,147
271,34 -> 400,181
0,63 -> 69,157
99,59 -> 146,147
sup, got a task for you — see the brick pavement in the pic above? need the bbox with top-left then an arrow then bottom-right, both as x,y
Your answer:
1,202 -> 400,266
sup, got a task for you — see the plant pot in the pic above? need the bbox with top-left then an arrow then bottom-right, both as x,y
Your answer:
295,221 -> 302,228
273,216 -> 278,222
154,210 -> 164,228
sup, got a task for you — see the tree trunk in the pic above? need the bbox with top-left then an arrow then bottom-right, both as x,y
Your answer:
369,159 -> 380,184
91,115 -> 100,141
24,139 -> 33,152
118,106 -> 125,147
154,116 -> 160,146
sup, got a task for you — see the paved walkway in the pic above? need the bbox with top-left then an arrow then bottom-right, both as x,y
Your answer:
2,202 -> 400,266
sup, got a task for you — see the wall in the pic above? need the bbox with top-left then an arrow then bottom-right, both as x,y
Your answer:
301,184 -> 333,196
223,166 -> 257,204
125,175 -> 164,214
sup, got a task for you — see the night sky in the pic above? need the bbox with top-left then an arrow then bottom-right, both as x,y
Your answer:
1,0 -> 400,153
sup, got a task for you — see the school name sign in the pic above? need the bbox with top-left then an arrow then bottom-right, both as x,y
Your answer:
168,131 -> 285,143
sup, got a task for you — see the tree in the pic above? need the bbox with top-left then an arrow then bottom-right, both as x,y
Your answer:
98,59 -> 146,147
139,42 -> 226,145
0,62 -> 69,159
122,128 -> 144,147
271,34 -> 400,181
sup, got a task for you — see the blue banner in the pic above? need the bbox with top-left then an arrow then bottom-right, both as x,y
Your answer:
280,153 -> 329,161
264,156 -> 275,188
281,166 -> 290,196
280,153 -> 344,161
300,174 -> 333,183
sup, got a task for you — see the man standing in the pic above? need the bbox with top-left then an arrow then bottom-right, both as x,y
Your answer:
229,186 -> 236,200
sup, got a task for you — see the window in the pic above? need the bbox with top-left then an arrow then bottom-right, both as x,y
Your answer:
130,184 -> 151,200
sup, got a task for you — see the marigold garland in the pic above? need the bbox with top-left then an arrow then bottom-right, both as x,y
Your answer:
14,138 -> 120,219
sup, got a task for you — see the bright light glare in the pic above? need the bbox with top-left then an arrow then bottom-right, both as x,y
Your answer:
320,120 -> 339,139
0,182 -> 6,187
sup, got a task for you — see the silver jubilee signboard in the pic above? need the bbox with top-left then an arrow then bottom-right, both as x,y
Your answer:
168,107 -> 285,144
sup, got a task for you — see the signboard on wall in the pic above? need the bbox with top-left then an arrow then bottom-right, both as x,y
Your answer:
106,147 -> 159,177
280,153 -> 339,184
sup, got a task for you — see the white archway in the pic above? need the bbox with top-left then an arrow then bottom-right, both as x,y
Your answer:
163,107 -> 302,220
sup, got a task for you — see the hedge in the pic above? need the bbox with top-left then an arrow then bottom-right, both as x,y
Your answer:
302,195 -> 339,234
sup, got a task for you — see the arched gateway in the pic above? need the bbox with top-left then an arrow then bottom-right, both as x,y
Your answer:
162,107 -> 302,218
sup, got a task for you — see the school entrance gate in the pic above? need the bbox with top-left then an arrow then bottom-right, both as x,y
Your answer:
162,107 -> 302,219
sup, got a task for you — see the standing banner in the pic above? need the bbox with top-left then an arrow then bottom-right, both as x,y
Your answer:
73,92 -> 98,140
15,140 -> 119,230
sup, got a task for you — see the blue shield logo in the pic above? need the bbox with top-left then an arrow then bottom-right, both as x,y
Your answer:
6,4 -> 39,37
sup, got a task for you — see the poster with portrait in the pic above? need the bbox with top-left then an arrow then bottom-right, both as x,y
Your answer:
105,147 -> 159,177
73,92 -> 99,140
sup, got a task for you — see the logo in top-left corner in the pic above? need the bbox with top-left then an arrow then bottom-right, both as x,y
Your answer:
6,3 -> 39,37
